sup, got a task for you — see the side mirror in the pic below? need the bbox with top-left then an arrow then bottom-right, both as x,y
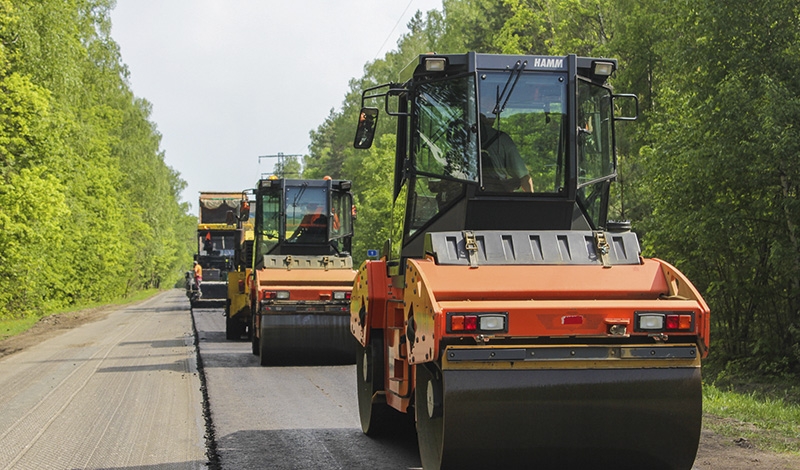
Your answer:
354,107 -> 379,149
613,93 -> 639,121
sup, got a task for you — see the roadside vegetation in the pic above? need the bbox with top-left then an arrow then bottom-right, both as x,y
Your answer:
0,1 -> 195,322
704,381 -> 800,453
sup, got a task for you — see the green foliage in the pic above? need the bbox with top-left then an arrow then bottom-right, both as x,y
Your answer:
310,0 -> 800,376
274,156 -> 302,179
345,134 -> 406,263
0,0 -> 194,318
639,0 -> 800,367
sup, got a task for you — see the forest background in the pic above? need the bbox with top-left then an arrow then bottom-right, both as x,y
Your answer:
1,0 -> 799,379
299,0 -> 800,378
0,1 -> 196,321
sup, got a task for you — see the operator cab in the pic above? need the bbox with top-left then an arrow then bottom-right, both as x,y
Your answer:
252,178 -> 354,266
355,52 -> 637,259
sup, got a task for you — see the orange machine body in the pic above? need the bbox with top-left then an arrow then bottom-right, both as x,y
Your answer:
351,256 -> 709,413
253,266 -> 356,305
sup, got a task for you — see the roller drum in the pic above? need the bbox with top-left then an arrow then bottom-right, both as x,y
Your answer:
417,365 -> 701,470
259,313 -> 357,365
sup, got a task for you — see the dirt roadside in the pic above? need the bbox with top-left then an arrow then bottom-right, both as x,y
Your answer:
0,304 -> 119,359
1,304 -> 798,469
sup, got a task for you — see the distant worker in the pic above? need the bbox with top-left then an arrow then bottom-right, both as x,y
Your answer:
193,261 -> 203,296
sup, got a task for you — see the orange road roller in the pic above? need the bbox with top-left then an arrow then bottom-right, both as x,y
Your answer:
247,177 -> 358,365
350,52 -> 709,469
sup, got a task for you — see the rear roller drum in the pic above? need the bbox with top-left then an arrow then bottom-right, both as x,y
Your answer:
415,364 -> 702,470
415,362 -> 446,470
356,333 -> 395,435
258,316 -> 271,366
225,312 -> 245,340
259,313 -> 357,365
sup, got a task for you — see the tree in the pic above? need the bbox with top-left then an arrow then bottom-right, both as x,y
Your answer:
0,0 -> 195,317
640,0 -> 800,369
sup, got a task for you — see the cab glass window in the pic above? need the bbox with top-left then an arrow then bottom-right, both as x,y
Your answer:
285,185 -> 328,244
478,72 -> 567,193
577,79 -> 615,228
330,191 -> 353,240
255,188 -> 281,258
409,75 -> 477,237
414,75 -> 479,182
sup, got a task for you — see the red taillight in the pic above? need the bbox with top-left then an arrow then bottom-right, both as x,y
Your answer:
464,315 -> 477,330
666,315 -> 679,329
666,314 -> 692,330
332,291 -> 351,301
449,313 -> 506,333
562,315 -> 584,325
262,291 -> 276,300
451,315 -> 478,331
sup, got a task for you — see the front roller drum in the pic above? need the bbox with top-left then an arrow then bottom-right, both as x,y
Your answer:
259,313 -> 357,366
415,364 -> 702,470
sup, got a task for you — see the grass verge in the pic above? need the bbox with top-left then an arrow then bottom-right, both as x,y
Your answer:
703,383 -> 800,453
0,288 -> 163,341
0,316 -> 41,341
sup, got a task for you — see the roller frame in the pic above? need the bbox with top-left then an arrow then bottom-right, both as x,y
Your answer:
351,254 -> 709,470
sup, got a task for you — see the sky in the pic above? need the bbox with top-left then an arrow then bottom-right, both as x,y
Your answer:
109,0 -> 443,212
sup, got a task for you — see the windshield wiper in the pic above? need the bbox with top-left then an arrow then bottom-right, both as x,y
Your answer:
492,60 -> 528,115
289,183 -> 308,228
290,183 -> 308,208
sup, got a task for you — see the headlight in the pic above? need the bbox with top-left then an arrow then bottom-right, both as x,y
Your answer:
479,315 -> 505,331
638,314 -> 664,330
332,291 -> 351,300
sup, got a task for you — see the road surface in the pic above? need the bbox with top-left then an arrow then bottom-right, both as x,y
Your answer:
5,289 -> 793,470
0,290 -> 206,470
193,306 -> 421,470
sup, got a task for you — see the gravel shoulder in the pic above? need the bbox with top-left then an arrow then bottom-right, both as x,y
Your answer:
0,289 -> 206,469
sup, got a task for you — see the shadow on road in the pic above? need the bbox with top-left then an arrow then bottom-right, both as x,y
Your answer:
87,460 -> 207,470
96,360 -> 193,374
119,339 -> 188,348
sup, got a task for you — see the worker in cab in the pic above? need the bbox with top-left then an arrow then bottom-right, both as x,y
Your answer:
477,92 -> 534,193
478,114 -> 534,193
